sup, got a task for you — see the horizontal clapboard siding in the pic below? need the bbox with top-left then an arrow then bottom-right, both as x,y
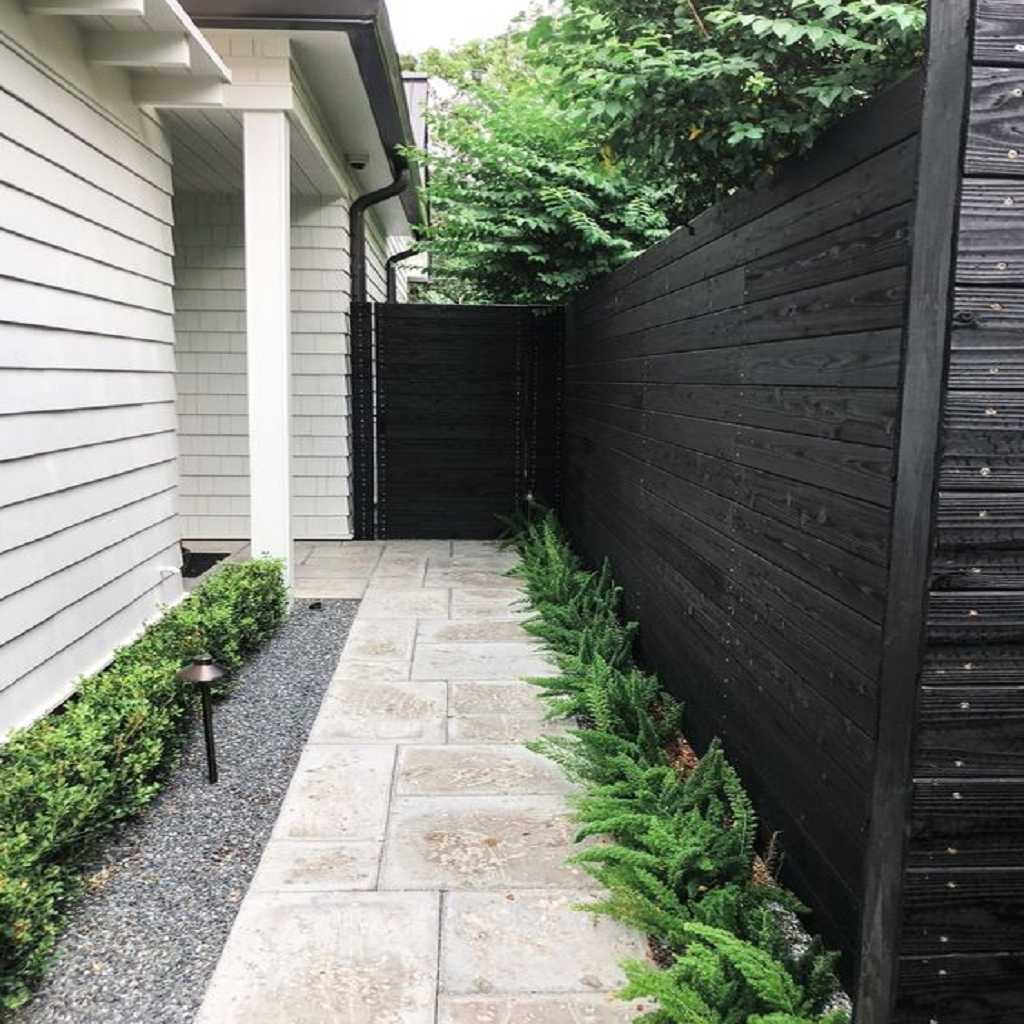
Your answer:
564,74 -> 923,960
174,193 -> 396,541
899,6 -> 1024,1015
0,17 -> 181,734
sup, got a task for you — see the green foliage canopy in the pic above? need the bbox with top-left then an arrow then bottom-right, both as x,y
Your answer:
530,0 -> 926,219
413,35 -> 672,304
414,0 -> 925,303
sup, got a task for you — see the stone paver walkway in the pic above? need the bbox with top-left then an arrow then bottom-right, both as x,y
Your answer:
195,540 -> 647,1024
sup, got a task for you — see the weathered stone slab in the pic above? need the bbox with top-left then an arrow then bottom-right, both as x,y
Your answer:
452,540 -> 504,555
360,587 -> 450,619
396,745 -> 573,796
376,549 -> 429,577
386,539 -> 453,555
424,569 -> 522,590
251,840 -> 381,893
272,745 -> 394,841
195,891 -> 439,1024
438,994 -> 651,1024
293,579 -> 367,600
344,619 -> 418,661
365,575 -> 429,592
441,890 -> 647,995
450,589 -> 529,621
448,680 -> 547,717
418,619 -> 529,644
297,558 -> 377,579
311,681 -> 447,744
380,796 -> 586,891
448,715 -> 564,745
332,659 -> 412,684
303,546 -> 382,573
413,642 -> 552,681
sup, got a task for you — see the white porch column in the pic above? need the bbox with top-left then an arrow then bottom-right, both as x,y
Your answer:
243,110 -> 293,586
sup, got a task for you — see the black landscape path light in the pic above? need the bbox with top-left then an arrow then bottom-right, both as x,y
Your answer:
177,654 -> 225,784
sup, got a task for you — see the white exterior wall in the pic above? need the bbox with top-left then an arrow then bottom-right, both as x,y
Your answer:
174,191 -> 401,541
0,9 -> 183,733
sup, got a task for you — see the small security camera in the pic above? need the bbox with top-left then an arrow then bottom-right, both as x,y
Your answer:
346,153 -> 370,171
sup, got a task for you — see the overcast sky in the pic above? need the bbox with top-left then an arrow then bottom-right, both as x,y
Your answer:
387,0 -> 530,55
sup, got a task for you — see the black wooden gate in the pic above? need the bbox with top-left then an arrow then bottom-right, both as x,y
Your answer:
351,302 -> 563,540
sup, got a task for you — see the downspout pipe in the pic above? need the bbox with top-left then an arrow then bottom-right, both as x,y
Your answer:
386,248 -> 419,303
350,153 -> 410,306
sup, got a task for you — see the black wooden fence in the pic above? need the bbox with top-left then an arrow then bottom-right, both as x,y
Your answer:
562,3 -> 1024,1019
351,302 -> 563,539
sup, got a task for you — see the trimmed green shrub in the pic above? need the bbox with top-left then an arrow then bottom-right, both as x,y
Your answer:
507,511 -> 849,1024
0,559 -> 287,1011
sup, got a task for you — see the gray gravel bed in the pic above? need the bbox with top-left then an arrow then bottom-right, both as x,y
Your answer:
13,599 -> 357,1024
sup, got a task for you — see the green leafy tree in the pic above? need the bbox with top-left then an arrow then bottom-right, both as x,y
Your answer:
411,33 -> 672,303
529,0 -> 926,220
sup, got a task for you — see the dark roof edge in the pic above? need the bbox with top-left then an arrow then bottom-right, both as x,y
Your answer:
183,0 -> 421,225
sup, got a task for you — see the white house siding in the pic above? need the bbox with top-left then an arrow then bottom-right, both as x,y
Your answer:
0,9 -> 182,734
174,190 -> 401,542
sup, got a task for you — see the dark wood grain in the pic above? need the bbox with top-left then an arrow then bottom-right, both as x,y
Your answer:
915,685 -> 1024,777
957,179 -> 1024,283
910,779 -> 1024,868
374,303 -> 563,538
966,66 -> 1024,177
895,952 -> 1024,1023
900,868 -> 1024,956
976,1 -> 1024,66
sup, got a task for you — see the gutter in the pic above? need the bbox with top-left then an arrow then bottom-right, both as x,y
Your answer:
180,0 -> 421,225
385,247 -> 419,303
350,155 -> 410,305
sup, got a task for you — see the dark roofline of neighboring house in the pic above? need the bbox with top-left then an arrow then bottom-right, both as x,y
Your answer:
181,0 -> 421,225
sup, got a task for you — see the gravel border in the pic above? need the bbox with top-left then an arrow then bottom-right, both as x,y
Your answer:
13,599 -> 357,1024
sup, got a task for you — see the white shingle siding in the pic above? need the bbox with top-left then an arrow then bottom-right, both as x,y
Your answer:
173,193 -> 396,541
0,12 -> 182,734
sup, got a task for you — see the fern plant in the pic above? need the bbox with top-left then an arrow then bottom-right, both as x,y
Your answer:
508,510 -> 851,1024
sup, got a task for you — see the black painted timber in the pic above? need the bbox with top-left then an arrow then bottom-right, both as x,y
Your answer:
565,67 -> 925,986
373,303 -> 563,538
560,5 -> 1023,1018
891,1 -> 1024,1020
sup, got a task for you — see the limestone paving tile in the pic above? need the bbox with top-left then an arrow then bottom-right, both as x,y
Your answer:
450,588 -> 530,621
396,745 -> 574,797
413,642 -> 553,681
195,891 -> 440,1024
250,840 -> 382,892
331,658 -> 412,684
447,714 -> 565,745
376,549 -> 430,577
359,587 -> 450,619
441,890 -> 648,996
418,618 -> 529,644
310,681 -> 447,744
438,994 -> 651,1024
344,618 -> 418,661
271,744 -> 395,842
424,569 -> 523,590
293,578 -> 368,600
448,680 -> 548,717
452,540 -> 505,555
380,796 -> 587,891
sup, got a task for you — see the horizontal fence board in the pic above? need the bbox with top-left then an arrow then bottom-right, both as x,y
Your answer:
900,868 -> 1024,956
565,76 -> 921,974
915,685 -> 1024,777
910,779 -> 1024,868
966,66 -> 1024,177
896,951 -> 1024,1024
976,0 -> 1024,65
